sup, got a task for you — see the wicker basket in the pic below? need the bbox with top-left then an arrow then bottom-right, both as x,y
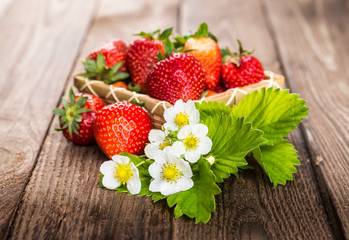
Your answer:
74,71 -> 285,129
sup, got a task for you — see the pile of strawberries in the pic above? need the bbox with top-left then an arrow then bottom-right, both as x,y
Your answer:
81,23 -> 265,104
53,23 -> 265,158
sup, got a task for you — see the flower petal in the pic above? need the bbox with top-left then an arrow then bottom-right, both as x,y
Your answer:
197,137 -> 213,154
153,150 -> 167,164
102,172 -> 121,189
149,178 -> 164,193
170,141 -> 186,157
112,155 -> 130,164
148,162 -> 163,179
175,158 -> 193,178
127,175 -> 141,195
148,129 -> 166,143
191,123 -> 208,137
177,125 -> 192,139
100,160 -> 116,175
175,177 -> 194,192
144,143 -> 160,159
184,150 -> 201,163
160,181 -> 177,196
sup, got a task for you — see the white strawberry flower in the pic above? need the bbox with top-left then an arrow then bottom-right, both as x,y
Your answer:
144,129 -> 173,159
148,149 -> 194,196
163,99 -> 200,131
172,123 -> 212,163
100,155 -> 141,194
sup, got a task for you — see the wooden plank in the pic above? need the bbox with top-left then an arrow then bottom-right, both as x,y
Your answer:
174,0 -> 337,239
264,0 -> 349,238
0,0 -> 98,238
7,0 -> 178,239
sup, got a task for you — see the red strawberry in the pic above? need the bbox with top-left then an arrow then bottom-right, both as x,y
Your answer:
147,53 -> 206,104
214,80 -> 227,93
126,28 -> 173,92
93,102 -> 152,158
182,23 -> 221,90
88,39 -> 128,70
53,88 -> 106,145
222,40 -> 264,89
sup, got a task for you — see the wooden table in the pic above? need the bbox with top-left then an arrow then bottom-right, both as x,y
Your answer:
1,0 -> 348,239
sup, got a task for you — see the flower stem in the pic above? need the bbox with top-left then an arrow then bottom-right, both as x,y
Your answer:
136,159 -> 152,167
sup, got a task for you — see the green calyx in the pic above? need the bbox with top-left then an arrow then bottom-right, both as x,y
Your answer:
221,40 -> 254,66
174,22 -> 218,49
134,27 -> 173,41
80,53 -> 129,84
53,88 -> 92,138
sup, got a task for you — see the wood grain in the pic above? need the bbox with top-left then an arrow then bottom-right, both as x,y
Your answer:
176,0 -> 336,239
3,0 -> 348,239
7,0 -> 178,239
0,0 -> 98,238
264,0 -> 349,238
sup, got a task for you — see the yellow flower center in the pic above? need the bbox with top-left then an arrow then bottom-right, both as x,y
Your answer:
161,163 -> 182,183
160,139 -> 172,150
174,112 -> 189,128
184,133 -> 199,151
114,163 -> 133,184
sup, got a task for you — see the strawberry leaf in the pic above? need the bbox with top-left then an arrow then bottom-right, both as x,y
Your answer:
164,38 -> 174,57
252,140 -> 300,187
231,88 -> 309,145
158,27 -> 173,41
166,158 -> 221,223
194,22 -> 209,38
203,115 -> 267,182
195,101 -> 232,122
207,32 -> 218,42
96,53 -> 105,72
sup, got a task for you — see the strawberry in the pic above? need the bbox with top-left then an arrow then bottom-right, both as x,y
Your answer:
93,102 -> 152,158
214,80 -> 227,93
181,23 -> 221,90
147,53 -> 206,104
88,39 -> 128,70
126,28 -> 173,92
113,81 -> 128,88
53,88 -> 106,145
222,40 -> 264,89
81,40 -> 130,85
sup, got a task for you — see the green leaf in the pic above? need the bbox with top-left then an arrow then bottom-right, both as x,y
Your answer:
164,38 -> 173,57
195,101 -> 232,123
127,83 -> 142,93
220,48 -> 230,58
204,115 -> 267,182
159,27 -> 173,40
111,61 -> 123,73
111,72 -> 130,82
252,140 -> 300,187
207,32 -> 218,42
53,108 -> 65,116
194,22 -> 209,38
78,108 -> 93,114
68,88 -> 75,105
167,159 -> 221,223
151,192 -> 167,203
96,53 -> 105,72
83,58 -> 97,74
75,95 -> 88,108
231,88 -> 309,145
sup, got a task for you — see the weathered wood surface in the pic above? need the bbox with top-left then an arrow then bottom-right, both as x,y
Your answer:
0,0 -> 97,239
265,0 -> 349,238
1,0 -> 348,239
